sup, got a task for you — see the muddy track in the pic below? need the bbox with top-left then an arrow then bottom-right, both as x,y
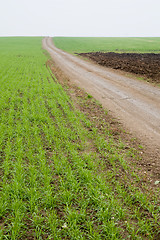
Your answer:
43,37 -> 160,158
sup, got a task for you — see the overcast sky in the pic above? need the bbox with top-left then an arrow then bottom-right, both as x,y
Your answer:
0,0 -> 160,37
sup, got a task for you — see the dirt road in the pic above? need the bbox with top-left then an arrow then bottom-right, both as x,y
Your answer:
43,37 -> 160,154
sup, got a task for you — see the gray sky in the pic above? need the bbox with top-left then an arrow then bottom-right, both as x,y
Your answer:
0,0 -> 160,37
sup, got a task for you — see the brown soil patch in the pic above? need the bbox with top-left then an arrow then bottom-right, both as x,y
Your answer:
46,59 -> 160,193
77,52 -> 160,85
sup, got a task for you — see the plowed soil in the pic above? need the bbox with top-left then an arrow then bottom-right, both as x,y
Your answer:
78,52 -> 160,84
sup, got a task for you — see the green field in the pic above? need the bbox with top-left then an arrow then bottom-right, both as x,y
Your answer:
0,37 -> 159,239
53,37 -> 160,54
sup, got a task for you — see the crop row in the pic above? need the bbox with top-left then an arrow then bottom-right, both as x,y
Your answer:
0,38 -> 159,239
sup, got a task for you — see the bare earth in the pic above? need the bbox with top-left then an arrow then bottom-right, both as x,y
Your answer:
43,37 -> 160,163
78,52 -> 160,84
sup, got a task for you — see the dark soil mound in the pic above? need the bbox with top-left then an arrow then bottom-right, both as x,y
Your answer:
78,52 -> 160,84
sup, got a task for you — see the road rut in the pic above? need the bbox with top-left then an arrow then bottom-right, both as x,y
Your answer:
43,37 -> 160,154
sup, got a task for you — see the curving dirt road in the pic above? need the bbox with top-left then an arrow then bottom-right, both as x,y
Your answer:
43,37 -> 160,154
